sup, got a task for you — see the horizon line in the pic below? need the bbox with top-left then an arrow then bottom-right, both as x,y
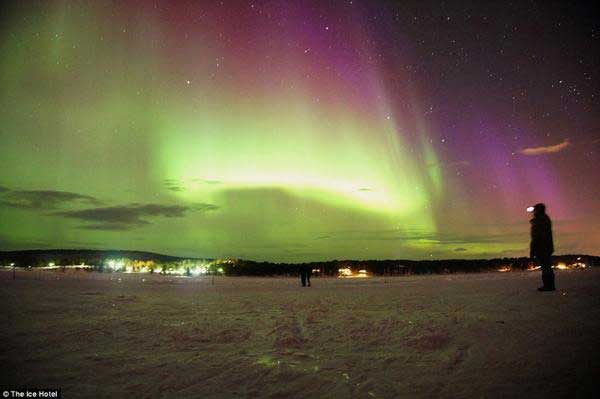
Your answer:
0,247 -> 598,264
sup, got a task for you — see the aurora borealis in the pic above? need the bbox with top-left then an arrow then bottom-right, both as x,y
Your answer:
1,1 -> 598,261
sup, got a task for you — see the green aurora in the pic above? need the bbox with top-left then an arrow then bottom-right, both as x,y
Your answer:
1,1 -> 597,261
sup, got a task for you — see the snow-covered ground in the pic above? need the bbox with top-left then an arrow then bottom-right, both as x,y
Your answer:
1,269 -> 598,398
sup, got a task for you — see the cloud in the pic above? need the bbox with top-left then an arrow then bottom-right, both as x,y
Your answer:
315,235 -> 331,240
520,139 -> 570,156
315,229 -> 527,246
0,189 -> 101,210
189,178 -> 222,185
163,179 -> 186,192
192,203 -> 220,212
164,177 -> 223,191
54,201 -> 219,231
165,178 -> 222,191
55,203 -> 191,231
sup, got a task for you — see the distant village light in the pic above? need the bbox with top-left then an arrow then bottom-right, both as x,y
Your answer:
338,268 -> 371,278
338,268 -> 352,277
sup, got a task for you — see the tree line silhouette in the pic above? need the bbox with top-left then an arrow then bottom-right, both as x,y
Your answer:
1,250 -> 595,276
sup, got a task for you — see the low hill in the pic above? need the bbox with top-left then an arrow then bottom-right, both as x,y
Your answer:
0,249 -> 206,267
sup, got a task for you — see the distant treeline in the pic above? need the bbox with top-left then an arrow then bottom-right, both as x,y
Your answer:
1,249 -> 596,276
221,255 -> 598,276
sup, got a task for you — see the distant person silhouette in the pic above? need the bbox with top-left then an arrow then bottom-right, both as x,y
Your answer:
300,265 -> 312,287
529,203 -> 555,291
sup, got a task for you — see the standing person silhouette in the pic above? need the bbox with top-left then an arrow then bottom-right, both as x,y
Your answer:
299,265 -> 311,287
528,203 -> 556,291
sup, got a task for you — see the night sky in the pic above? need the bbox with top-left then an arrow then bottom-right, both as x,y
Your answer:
1,1 -> 598,261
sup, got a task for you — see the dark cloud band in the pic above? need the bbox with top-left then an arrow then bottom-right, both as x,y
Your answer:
55,202 -> 219,231
0,188 -> 101,210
